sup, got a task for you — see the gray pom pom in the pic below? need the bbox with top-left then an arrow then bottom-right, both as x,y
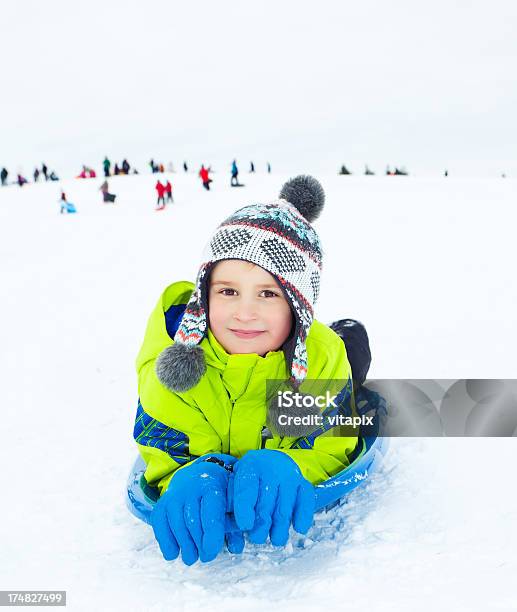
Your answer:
155,343 -> 206,392
279,175 -> 325,223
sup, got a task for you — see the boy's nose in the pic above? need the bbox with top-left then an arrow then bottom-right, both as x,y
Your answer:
233,302 -> 258,322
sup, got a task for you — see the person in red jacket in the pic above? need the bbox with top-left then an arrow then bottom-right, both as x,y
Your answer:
164,180 -> 173,203
155,180 -> 166,209
199,164 -> 212,190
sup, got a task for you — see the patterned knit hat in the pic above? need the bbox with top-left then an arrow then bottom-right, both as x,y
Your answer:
156,175 -> 325,393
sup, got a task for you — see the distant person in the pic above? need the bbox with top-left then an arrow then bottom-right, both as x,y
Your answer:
183,161 -> 188,172
155,180 -> 166,209
364,165 -> 374,176
199,165 -> 212,190
164,180 -> 173,203
49,170 -> 59,181
33,167 -> 40,182
267,162 -> 271,173
60,192 -> 68,214
17,174 -> 28,187
231,159 -> 239,186
103,157 -> 111,177
149,159 -> 158,174
42,163 -> 48,181
59,191 -> 76,214
159,163 -> 165,173
444,169 -> 448,177
114,164 -> 120,176
339,165 -> 351,175
249,161 -> 255,173
99,180 -> 117,203
77,165 -> 94,179
1,167 -> 8,186
122,159 -> 130,175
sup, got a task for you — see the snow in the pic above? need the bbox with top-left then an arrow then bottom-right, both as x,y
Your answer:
1,172 -> 516,611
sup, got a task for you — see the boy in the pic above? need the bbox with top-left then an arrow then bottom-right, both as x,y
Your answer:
134,175 -> 370,565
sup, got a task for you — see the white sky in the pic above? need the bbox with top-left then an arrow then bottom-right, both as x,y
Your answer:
1,0 -> 516,177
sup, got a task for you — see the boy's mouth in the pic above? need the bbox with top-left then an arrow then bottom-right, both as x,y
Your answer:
229,329 -> 265,339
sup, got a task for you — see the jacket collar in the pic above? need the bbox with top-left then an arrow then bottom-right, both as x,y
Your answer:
203,328 -> 287,401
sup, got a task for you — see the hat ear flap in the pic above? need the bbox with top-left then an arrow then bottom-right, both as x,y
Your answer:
157,263 -> 213,393
290,334 -> 309,387
156,343 -> 206,392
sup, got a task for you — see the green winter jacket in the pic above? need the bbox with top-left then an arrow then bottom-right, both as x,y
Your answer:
134,281 -> 359,495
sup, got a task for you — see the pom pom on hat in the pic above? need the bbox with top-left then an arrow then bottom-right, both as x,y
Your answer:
156,343 -> 207,392
279,175 -> 325,223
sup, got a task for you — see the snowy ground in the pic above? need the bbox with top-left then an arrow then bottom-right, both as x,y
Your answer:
0,172 -> 516,611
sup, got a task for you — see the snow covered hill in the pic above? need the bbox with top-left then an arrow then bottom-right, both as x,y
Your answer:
0,172 -> 516,611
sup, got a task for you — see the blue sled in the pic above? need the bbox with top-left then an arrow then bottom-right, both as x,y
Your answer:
126,434 -> 389,534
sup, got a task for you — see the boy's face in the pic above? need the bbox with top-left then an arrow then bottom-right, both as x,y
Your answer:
208,259 -> 293,356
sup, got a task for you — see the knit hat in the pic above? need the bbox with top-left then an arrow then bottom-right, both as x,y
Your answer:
156,175 -> 325,393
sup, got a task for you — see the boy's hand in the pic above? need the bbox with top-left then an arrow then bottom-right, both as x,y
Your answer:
232,449 -> 315,546
150,454 -> 236,565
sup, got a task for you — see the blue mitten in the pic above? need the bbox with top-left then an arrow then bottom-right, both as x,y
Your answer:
150,453 -> 236,565
233,449 -> 315,546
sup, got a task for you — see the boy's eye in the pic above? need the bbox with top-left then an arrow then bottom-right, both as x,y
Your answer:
217,288 -> 279,298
